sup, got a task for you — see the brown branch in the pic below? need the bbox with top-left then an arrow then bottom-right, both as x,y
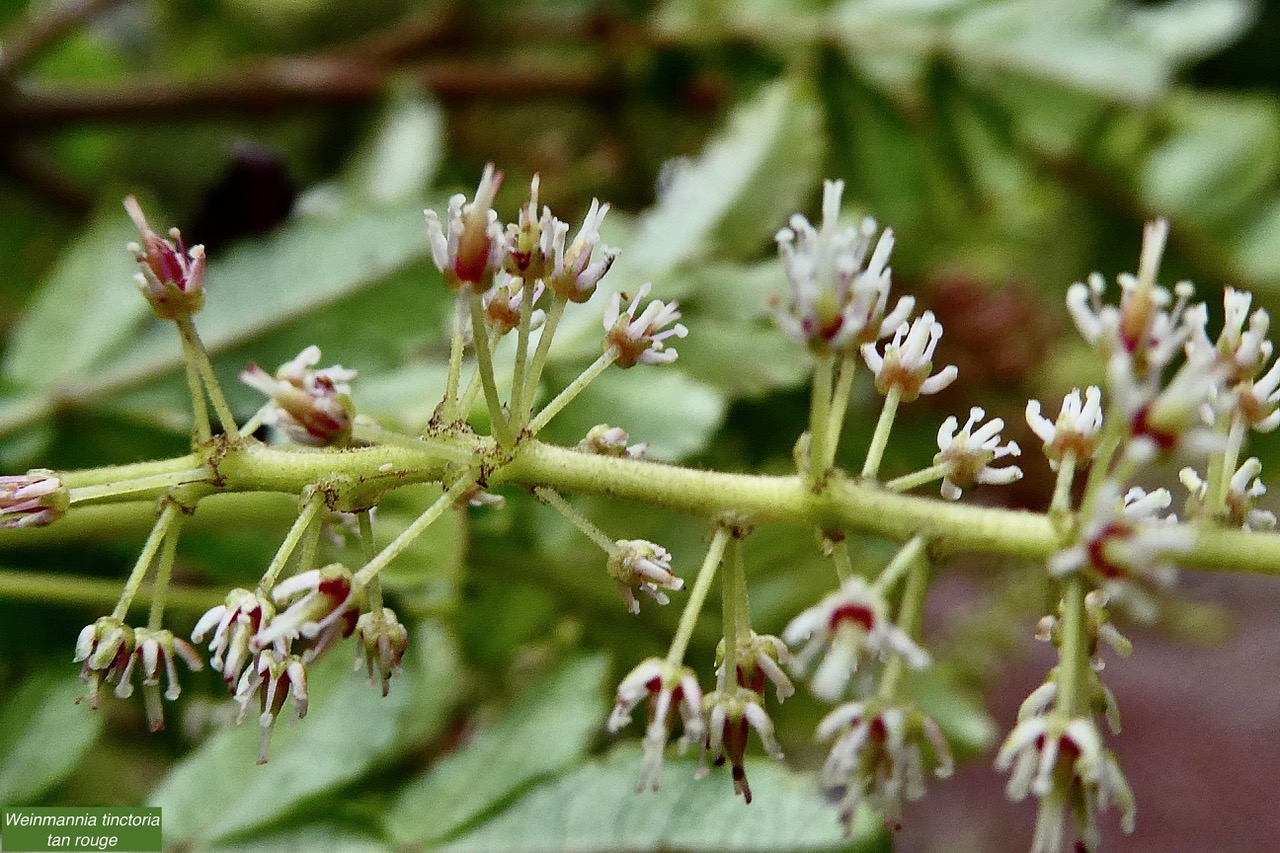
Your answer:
0,58 -> 622,129
0,0 -> 123,78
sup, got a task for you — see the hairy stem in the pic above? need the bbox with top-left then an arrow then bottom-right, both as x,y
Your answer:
534,486 -> 617,553
528,347 -> 617,435
862,385 -> 901,480
666,525 -> 730,667
111,501 -> 182,621
467,286 -> 515,449
353,473 -> 475,585
258,491 -> 326,590
146,512 -> 184,630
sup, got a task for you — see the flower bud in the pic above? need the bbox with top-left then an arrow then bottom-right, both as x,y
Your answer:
0,471 -> 68,529
124,196 -> 206,320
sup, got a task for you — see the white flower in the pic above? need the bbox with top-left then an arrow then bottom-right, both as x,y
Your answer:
697,688 -> 785,804
607,539 -> 682,613
1216,287 -> 1272,381
860,311 -> 958,401
0,471 -> 68,529
603,283 -> 688,368
546,199 -> 618,303
782,576 -> 929,702
720,632 -> 794,702
816,702 -> 953,830
1025,387 -> 1103,470
73,616 -> 136,709
934,407 -> 1022,500
1049,484 -> 1193,621
192,587 -> 276,689
1236,353 -> 1280,432
424,164 -> 505,287
773,180 -> 913,353
1121,342 -> 1226,463
1180,457 -> 1276,531
240,345 -> 358,447
608,657 -> 705,792
503,174 -> 555,280
234,648 -> 308,765
115,628 -> 203,732
577,424 -> 646,459
125,195 -> 206,320
995,715 -> 1135,853
482,273 -> 546,336
253,564 -> 361,660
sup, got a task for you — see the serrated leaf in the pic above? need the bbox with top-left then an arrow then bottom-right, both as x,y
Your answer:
148,621 -> 459,845
0,670 -> 105,804
611,80 -> 824,285
439,744 -> 886,853
385,654 -> 610,847
3,199 -> 150,387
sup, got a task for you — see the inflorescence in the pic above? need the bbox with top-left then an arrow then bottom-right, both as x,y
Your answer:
4,168 -> 1275,853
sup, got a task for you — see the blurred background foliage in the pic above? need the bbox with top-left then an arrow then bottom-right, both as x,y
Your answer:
1,0 -> 1278,850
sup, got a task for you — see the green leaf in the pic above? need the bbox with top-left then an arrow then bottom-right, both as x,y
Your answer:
675,319 -> 810,399
385,654 -> 610,848
203,824 -> 392,853
349,88 -> 446,204
439,744 -> 887,853
611,80 -> 824,285
538,368 -> 726,461
75,197 -> 437,408
0,670 -> 105,804
1141,95 -> 1280,227
3,199 -> 149,387
1126,0 -> 1256,63
148,621 -> 460,845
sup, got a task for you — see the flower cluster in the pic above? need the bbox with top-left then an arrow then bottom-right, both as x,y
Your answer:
241,346 -> 357,447
603,283 -> 688,368
933,407 -> 1022,501
772,180 -> 913,354
125,195 -> 206,320
0,471 -> 68,529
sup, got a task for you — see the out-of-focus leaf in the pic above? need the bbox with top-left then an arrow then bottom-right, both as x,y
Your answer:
612,80 -> 824,285
439,744 -> 886,853
203,824 -> 392,853
908,668 -> 998,759
149,621 -> 459,845
350,88 -> 446,204
0,671 -> 105,804
1231,194 -> 1280,286
1126,0 -> 1257,63
951,4 -> 1169,105
77,198 -> 437,405
1142,95 -> 1280,226
676,319 -> 809,399
3,200 -> 149,387
538,368 -> 725,461
384,654 -> 609,848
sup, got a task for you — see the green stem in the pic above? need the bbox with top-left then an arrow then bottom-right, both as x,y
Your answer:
1208,413 -> 1246,518
457,327 -> 503,423
359,511 -> 383,614
1055,574 -> 1089,717
521,295 -> 567,416
862,385 -> 902,480
442,293 -> 467,424
871,534 -> 927,597
176,317 -> 239,440
885,462 -> 951,493
534,486 -> 617,553
1079,412 -> 1126,516
807,353 -> 834,484
257,491 -> 326,590
824,352 -> 859,468
665,526 -> 730,667
110,501 -> 181,621
510,278 -> 536,426
831,539 -> 854,582
0,568 -> 221,612
239,403 -> 271,438
68,467 -> 211,505
351,419 -> 475,463
353,473 -> 475,586
1050,452 -> 1078,518
467,285 -> 516,449
728,535 -> 751,644
181,351 -> 211,444
528,348 -> 617,435
877,540 -> 929,701
719,533 -> 740,691
146,511 -> 183,629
